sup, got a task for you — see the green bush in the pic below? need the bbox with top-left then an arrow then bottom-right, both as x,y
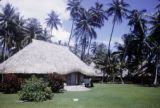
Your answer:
19,75 -> 53,102
48,73 -> 65,92
2,74 -> 22,93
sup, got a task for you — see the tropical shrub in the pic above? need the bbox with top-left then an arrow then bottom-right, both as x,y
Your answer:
19,75 -> 53,102
48,73 -> 65,92
2,74 -> 22,93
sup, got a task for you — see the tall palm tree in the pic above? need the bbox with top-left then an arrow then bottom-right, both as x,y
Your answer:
74,10 -> 98,60
87,1 -> 107,55
106,0 -> 129,57
45,11 -> 61,36
127,9 -> 147,65
66,0 -> 84,46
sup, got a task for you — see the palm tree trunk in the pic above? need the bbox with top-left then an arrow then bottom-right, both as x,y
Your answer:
80,31 -> 86,61
2,35 -> 6,61
120,74 -> 124,84
112,74 -> 115,83
81,41 -> 87,61
108,21 -> 116,57
51,29 -> 53,37
154,59 -> 159,86
87,38 -> 92,56
68,20 -> 74,47
153,65 -> 158,86
119,38 -> 130,84
102,70 -> 105,83
81,44 -> 84,60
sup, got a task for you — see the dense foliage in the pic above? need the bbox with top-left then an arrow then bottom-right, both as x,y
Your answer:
2,74 -> 22,93
48,73 -> 65,92
19,76 -> 53,102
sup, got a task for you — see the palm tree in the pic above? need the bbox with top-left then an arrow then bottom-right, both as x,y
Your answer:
0,3 -> 28,89
10,14 -> 28,54
93,43 -> 108,82
87,1 -> 107,55
127,9 -> 147,67
128,10 -> 147,36
66,0 -> 84,46
0,3 -> 17,61
45,11 -> 61,36
26,18 -> 43,43
106,0 -> 129,57
74,10 -> 98,60
156,0 -> 160,10
89,2 -> 107,27
149,10 -> 160,85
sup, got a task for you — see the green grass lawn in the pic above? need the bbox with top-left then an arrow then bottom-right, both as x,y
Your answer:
0,84 -> 160,108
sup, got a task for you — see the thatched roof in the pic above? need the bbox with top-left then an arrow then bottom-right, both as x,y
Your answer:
89,62 -> 105,77
0,39 -> 94,76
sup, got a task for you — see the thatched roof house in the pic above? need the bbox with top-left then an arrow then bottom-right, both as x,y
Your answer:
0,40 -> 95,85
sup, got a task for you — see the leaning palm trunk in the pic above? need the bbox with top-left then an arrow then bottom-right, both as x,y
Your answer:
50,29 -> 53,37
120,73 -> 124,84
153,64 -> 158,86
154,56 -> 159,86
101,70 -> 105,83
119,38 -> 131,84
112,74 -> 115,83
108,21 -> 116,83
68,21 -> 74,47
87,38 -> 92,56
81,43 -> 87,61
108,21 -> 116,58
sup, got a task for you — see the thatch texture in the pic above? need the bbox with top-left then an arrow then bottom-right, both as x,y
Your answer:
0,40 -> 94,76
89,62 -> 104,77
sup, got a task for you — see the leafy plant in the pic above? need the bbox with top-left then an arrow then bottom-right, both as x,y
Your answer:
48,73 -> 65,92
2,74 -> 22,93
19,75 -> 53,102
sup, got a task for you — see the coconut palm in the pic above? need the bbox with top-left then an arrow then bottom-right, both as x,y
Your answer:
127,9 -> 147,66
0,3 -> 17,61
106,0 -> 129,57
66,0 -> 84,46
156,0 -> 160,10
45,11 -> 61,36
89,2 -> 107,28
26,18 -> 43,43
128,10 -> 147,36
87,1 -> 107,55
74,10 -> 98,60
149,10 -> 160,85
9,14 -> 28,54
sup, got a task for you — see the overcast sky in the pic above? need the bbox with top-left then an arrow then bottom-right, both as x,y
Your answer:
0,0 -> 158,49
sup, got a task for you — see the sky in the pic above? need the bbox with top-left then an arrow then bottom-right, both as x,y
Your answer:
0,0 -> 158,49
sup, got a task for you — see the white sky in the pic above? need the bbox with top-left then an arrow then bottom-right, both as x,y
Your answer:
1,0 -> 71,43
